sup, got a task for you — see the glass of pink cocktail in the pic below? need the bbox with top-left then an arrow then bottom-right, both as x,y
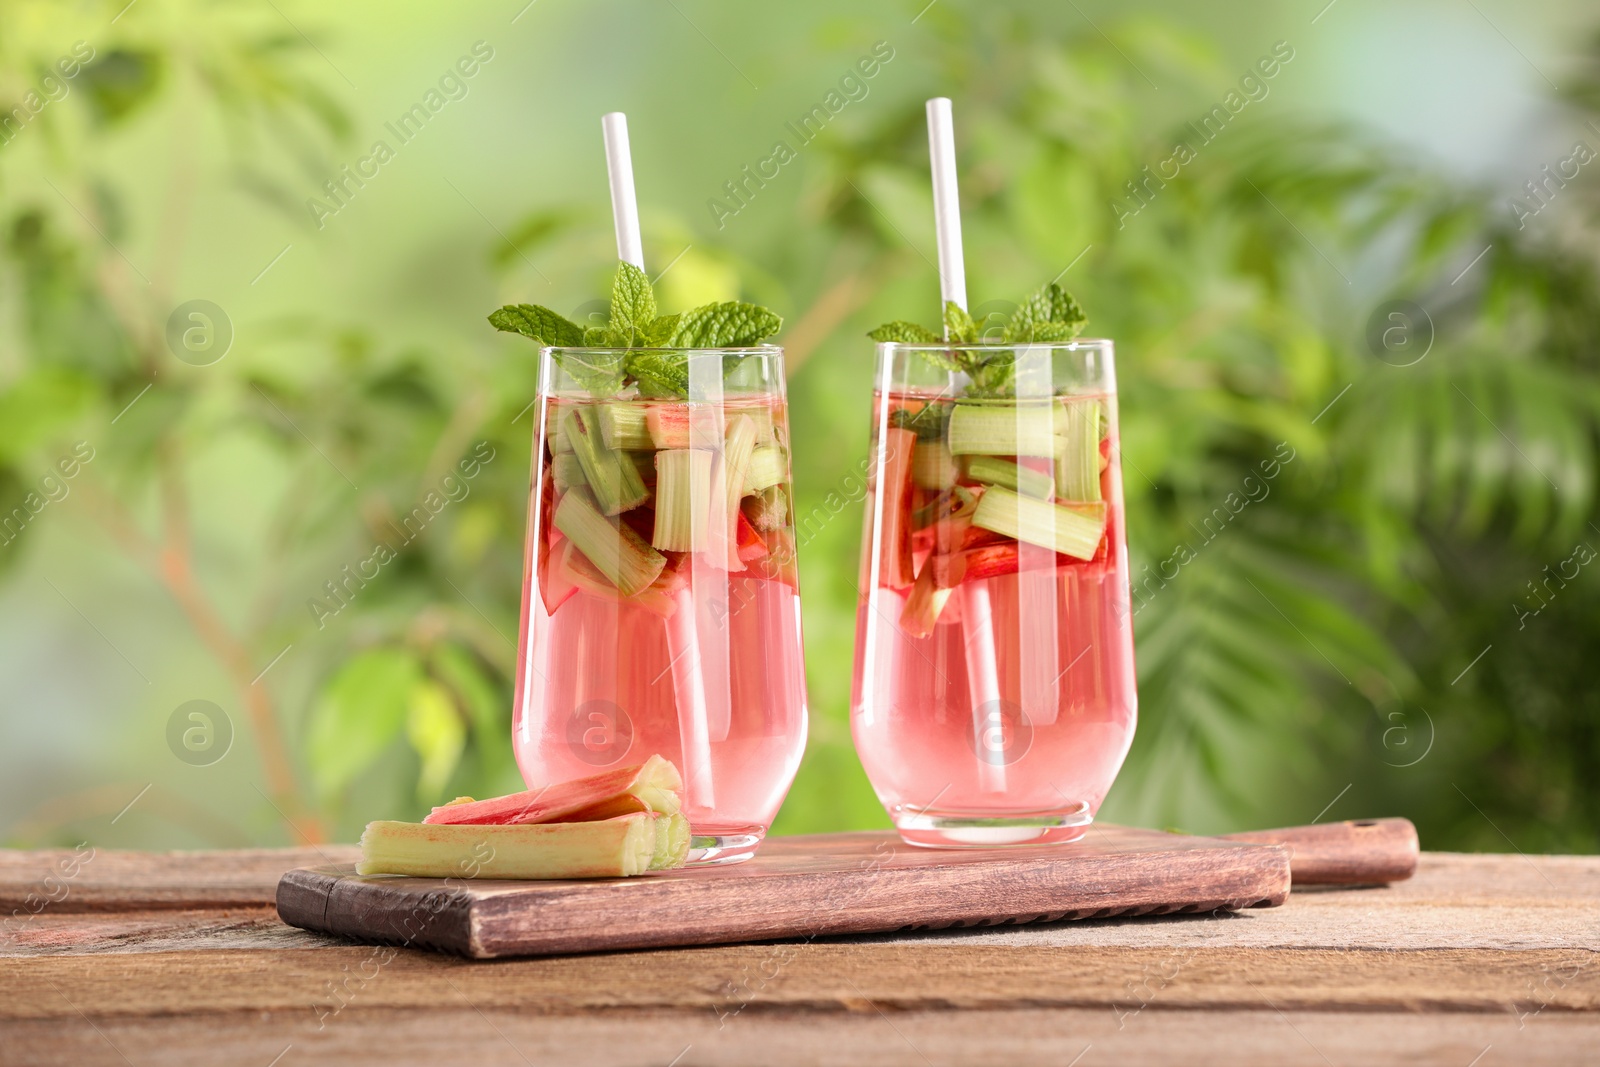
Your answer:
512,345 -> 807,865
851,339 -> 1136,847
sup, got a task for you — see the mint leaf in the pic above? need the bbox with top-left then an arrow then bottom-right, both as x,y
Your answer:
625,350 -> 690,398
867,321 -> 941,344
1004,282 -> 1087,342
553,349 -> 626,397
608,262 -> 656,345
642,313 -> 681,347
582,325 -> 610,346
1006,320 -> 1081,343
944,302 -> 979,343
669,301 -> 782,347
489,304 -> 584,347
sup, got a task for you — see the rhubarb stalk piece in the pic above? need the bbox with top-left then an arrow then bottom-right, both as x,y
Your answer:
598,402 -> 654,450
553,488 -> 667,596
900,563 -> 955,639
424,754 -> 683,825
652,449 -> 715,552
742,445 -> 786,494
706,414 -> 758,571
358,811 -> 687,879
912,440 -> 958,490
1055,398 -> 1102,502
647,404 -> 724,450
743,485 -> 789,531
552,453 -> 587,493
876,427 -> 917,589
556,540 -> 682,618
649,812 -> 692,870
966,455 -> 1055,499
971,485 -> 1106,560
947,403 -> 1059,457
566,407 -> 649,515
547,404 -> 574,454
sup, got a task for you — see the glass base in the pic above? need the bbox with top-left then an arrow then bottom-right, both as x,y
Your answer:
892,802 -> 1093,849
685,828 -> 765,866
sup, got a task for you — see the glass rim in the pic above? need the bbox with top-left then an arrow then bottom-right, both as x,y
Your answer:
542,343 -> 784,356
874,338 -> 1113,352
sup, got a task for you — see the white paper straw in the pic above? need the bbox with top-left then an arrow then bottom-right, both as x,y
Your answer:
600,112 -> 713,808
601,112 -> 645,270
926,96 -> 1005,792
925,98 -> 967,312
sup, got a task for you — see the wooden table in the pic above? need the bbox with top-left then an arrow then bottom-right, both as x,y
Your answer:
2,845 -> 1596,1065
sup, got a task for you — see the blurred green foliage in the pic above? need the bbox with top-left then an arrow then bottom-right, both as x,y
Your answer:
2,1 -> 1597,852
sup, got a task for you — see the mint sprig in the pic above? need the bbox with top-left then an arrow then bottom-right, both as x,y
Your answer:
607,262 -> 656,346
668,301 -> 782,348
489,261 -> 783,398
488,304 -> 585,347
867,280 -> 1089,398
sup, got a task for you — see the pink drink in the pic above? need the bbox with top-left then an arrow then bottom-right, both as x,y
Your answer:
512,356 -> 807,866
851,343 -> 1136,847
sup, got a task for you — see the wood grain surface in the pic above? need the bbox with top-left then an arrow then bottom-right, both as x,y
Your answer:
1219,817 -> 1419,884
3,843 -> 1596,1065
276,826 -> 1293,958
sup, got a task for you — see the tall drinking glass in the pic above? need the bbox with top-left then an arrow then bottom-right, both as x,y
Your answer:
512,346 -> 807,865
851,340 -> 1136,848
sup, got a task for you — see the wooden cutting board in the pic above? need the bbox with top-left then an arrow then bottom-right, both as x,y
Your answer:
278,824 -> 1298,959
277,819 -> 1416,959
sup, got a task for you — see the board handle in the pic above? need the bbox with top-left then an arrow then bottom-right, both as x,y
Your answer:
1216,818 -> 1419,885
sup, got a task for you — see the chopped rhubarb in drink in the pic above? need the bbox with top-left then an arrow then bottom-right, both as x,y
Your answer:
515,393 -> 807,848
852,389 -> 1136,843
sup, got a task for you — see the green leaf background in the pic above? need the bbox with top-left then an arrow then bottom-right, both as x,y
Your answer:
1,2 -> 1597,855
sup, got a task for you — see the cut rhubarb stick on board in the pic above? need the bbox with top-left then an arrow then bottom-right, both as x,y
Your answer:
1055,398 -> 1103,502
965,455 -> 1055,499
358,811 -> 689,879
566,408 -> 650,515
876,427 -> 917,589
972,486 -> 1106,560
947,403 -> 1060,457
554,488 -> 667,596
424,755 -> 682,826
